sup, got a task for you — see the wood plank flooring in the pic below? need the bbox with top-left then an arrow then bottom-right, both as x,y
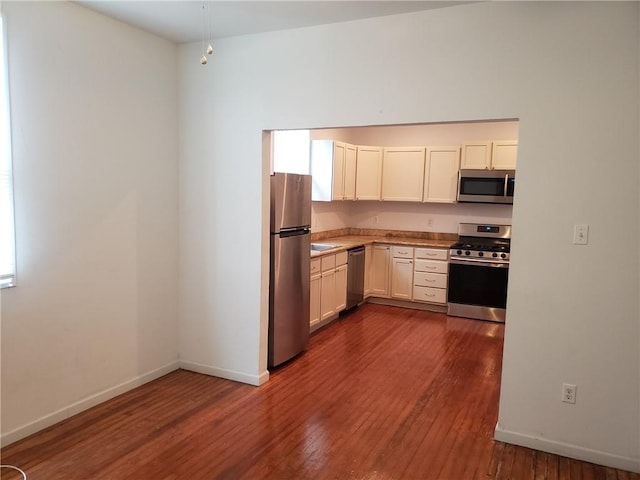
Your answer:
2,304 -> 637,479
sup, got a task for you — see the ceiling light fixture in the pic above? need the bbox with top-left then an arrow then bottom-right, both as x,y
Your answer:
200,2 -> 214,65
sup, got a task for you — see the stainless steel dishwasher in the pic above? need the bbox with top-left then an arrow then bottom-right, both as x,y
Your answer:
346,246 -> 365,310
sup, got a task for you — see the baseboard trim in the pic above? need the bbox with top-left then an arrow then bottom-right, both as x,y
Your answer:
178,360 -> 269,386
495,424 -> 640,473
1,361 -> 179,448
366,296 -> 448,313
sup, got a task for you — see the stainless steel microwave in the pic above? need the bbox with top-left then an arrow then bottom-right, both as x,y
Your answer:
457,169 -> 515,204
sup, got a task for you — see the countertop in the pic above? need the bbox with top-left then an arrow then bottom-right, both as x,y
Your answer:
310,235 -> 456,258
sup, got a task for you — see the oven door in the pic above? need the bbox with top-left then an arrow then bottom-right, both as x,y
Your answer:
447,258 -> 509,322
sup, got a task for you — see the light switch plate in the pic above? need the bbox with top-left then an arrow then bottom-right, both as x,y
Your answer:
573,224 -> 589,245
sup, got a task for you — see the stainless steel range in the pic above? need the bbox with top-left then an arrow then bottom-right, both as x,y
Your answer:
447,223 -> 511,323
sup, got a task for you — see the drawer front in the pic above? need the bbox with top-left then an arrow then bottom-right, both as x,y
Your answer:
414,259 -> 448,274
310,258 -> 321,275
415,248 -> 448,261
391,245 -> 414,259
321,254 -> 336,272
414,271 -> 447,289
413,286 -> 447,304
335,250 -> 348,266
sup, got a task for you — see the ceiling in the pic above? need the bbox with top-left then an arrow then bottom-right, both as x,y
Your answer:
77,1 -> 469,44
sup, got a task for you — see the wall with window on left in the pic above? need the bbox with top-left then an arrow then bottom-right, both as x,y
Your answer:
0,2 -> 180,446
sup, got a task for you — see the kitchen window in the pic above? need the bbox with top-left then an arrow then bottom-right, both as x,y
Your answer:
0,14 -> 16,288
272,129 -> 310,175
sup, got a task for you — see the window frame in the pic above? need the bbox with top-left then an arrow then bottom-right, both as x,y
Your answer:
0,12 -> 16,289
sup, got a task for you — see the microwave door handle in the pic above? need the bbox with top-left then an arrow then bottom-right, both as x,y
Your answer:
504,173 -> 509,197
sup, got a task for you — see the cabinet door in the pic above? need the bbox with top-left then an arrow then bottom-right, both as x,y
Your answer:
311,140 -> 346,201
355,146 -> 383,200
320,269 -> 336,321
343,144 -> 357,200
331,142 -> 346,200
310,140 -> 332,201
371,245 -> 390,297
461,142 -> 491,169
491,140 -> 518,170
391,257 -> 414,300
381,147 -> 425,202
423,146 -> 460,203
364,245 -> 372,297
310,274 -> 321,327
334,264 -> 347,312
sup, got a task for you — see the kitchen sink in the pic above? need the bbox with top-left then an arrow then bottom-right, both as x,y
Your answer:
311,243 -> 339,251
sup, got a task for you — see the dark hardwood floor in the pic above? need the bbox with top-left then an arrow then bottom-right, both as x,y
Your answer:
2,304 -> 637,479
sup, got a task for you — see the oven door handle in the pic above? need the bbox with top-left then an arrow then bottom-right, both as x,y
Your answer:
449,259 -> 510,268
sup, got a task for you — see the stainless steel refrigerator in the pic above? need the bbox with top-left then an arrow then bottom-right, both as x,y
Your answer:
269,173 -> 311,368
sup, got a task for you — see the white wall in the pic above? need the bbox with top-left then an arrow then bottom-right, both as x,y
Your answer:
1,2 -> 179,444
178,1 -> 639,471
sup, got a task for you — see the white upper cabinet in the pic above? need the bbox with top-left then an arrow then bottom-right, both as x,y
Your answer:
461,140 -> 518,170
355,146 -> 383,200
343,144 -> 357,200
491,140 -> 518,169
311,140 -> 354,201
381,147 -> 426,202
423,146 -> 460,203
331,142 -> 345,199
461,141 -> 492,169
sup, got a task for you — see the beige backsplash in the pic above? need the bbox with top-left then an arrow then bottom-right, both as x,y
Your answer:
311,228 -> 458,242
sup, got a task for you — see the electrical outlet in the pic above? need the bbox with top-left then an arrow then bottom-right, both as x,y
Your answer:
573,224 -> 589,245
562,383 -> 577,404
426,217 -> 434,227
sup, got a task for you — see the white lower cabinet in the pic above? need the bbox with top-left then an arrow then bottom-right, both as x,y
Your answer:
320,269 -> 336,321
310,258 -> 321,327
312,251 -> 348,328
317,244 -> 449,315
335,264 -> 347,312
371,245 -> 391,297
310,273 -> 321,327
364,245 -> 372,297
391,246 -> 414,300
413,248 -> 448,305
